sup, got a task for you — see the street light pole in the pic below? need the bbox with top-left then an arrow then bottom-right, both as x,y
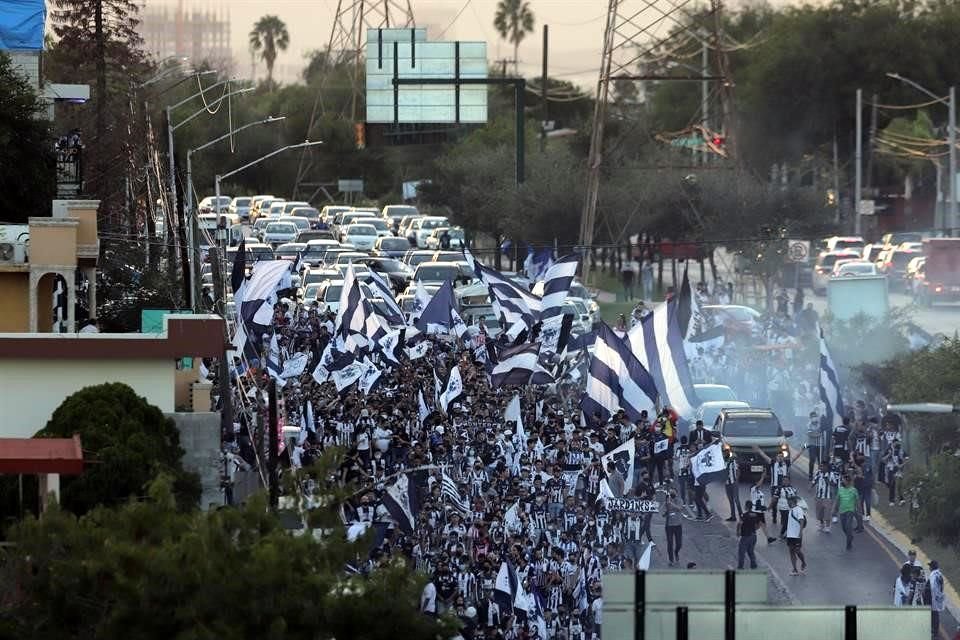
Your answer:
855,88 -> 863,235
949,86 -> 957,235
185,116 -> 286,311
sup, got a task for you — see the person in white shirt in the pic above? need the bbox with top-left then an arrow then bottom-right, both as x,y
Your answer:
894,565 -> 912,607
420,580 -> 438,616
784,495 -> 807,576
928,560 -> 946,637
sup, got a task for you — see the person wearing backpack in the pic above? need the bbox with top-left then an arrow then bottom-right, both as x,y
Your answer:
784,494 -> 808,576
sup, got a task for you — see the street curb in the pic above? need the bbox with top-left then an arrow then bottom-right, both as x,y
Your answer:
795,453 -> 960,625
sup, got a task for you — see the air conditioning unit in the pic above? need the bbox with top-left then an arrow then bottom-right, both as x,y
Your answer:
0,242 -> 27,263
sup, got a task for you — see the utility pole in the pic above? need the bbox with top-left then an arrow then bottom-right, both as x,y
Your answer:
949,86 -> 957,235
208,246 -> 232,442
540,24 -> 549,153
701,40 -> 709,165
855,88 -> 863,235
833,132 -> 841,225
866,93 -> 878,190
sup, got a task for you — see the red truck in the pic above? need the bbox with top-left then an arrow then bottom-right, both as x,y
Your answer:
917,238 -> 960,306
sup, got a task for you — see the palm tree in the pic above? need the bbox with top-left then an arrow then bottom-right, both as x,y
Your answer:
493,0 -> 535,76
249,15 -> 289,87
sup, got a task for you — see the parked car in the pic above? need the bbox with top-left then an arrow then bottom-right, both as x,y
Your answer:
563,299 -> 592,335
413,261 -> 465,285
700,305 -> 762,336
693,384 -> 738,403
198,195 -> 231,213
361,256 -> 414,291
397,215 -> 424,241
332,251 -> 371,266
403,249 -> 439,268
824,235 -> 865,253
302,267 -> 341,286
877,248 -> 922,290
382,204 -> 420,230
297,229 -> 335,243
812,250 -> 862,293
341,223 -> 378,251
282,201 -> 311,216
320,205 -> 352,224
712,408 -> 793,475
249,195 -> 275,221
289,206 -> 322,229
365,217 -> 391,237
279,216 -> 310,235
408,216 -> 449,248
275,242 -> 307,262
228,196 -> 252,220
832,260 -> 877,277
267,200 -> 287,217
425,226 -> 466,249
373,236 -> 413,258
262,221 -> 299,247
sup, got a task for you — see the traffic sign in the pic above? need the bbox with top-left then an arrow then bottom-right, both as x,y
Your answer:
858,199 -> 876,215
787,239 -> 810,263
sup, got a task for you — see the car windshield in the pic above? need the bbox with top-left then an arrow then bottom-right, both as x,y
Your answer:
386,206 -> 418,217
865,247 -> 883,261
408,253 -> 434,267
840,263 -> 874,274
303,272 -> 334,285
369,258 -> 405,271
266,223 -> 297,234
422,219 -> 446,230
435,252 -> 464,262
569,284 -> 590,299
367,219 -> 388,230
696,386 -> 737,402
416,265 -> 458,281
234,198 -> 251,206
284,218 -> 310,230
292,208 -> 319,218
324,285 -> 343,301
303,285 -> 322,299
378,238 -> 409,250
448,228 -> 465,238
348,225 -> 376,236
724,415 -> 783,438
276,246 -> 305,257
834,240 -> 863,251
249,247 -> 275,261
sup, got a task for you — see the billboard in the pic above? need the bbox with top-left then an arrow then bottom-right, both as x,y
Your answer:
0,0 -> 45,50
365,28 -> 488,124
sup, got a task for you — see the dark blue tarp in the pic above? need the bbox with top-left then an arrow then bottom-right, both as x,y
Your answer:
0,0 -> 45,50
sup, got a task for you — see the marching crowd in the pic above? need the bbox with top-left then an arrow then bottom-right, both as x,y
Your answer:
215,258 -> 949,640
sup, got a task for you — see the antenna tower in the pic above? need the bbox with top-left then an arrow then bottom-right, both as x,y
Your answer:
578,0 -> 735,280
292,0 -> 415,200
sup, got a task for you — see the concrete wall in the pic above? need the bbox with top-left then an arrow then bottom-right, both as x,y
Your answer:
168,412 -> 223,510
0,358 -> 175,438
0,272 -> 29,332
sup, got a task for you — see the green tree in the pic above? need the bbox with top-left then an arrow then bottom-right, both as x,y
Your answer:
37,383 -> 200,514
1,468 -> 454,640
0,53 -> 56,223
493,0 -> 535,75
48,0 -> 150,224
249,15 -> 290,87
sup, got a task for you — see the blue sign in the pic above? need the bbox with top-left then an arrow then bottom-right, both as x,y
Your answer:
0,0 -> 45,50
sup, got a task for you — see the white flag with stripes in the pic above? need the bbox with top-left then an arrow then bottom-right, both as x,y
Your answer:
818,324 -> 846,428
441,471 -> 469,514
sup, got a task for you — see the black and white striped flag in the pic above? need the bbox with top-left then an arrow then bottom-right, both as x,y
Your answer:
489,343 -> 556,389
441,471 -> 469,514
582,322 -> 658,423
818,324 -> 845,428
538,254 -> 579,321
52,274 -> 68,333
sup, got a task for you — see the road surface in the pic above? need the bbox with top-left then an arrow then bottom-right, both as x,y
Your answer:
808,289 -> 960,337
698,458 -> 958,639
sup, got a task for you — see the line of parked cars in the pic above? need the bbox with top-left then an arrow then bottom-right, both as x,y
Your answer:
811,233 -> 927,294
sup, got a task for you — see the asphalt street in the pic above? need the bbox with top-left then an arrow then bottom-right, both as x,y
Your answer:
700,457 -> 958,639
808,289 -> 960,337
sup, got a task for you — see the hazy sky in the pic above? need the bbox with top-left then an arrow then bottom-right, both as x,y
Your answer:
146,0 -> 810,88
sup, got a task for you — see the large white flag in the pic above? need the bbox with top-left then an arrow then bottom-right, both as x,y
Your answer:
601,438 -> 636,495
690,442 -> 726,483
505,394 -> 525,445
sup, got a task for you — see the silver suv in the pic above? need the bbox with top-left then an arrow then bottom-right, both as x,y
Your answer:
711,408 -> 793,475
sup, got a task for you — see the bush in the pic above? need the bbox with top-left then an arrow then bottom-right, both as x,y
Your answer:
38,382 -> 200,513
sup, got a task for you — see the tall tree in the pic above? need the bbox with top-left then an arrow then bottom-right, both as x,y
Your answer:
0,53 -> 56,223
493,0 -> 535,75
48,0 -> 150,227
249,15 -> 290,87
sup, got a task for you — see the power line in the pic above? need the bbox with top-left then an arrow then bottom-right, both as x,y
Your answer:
437,0 -> 471,38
